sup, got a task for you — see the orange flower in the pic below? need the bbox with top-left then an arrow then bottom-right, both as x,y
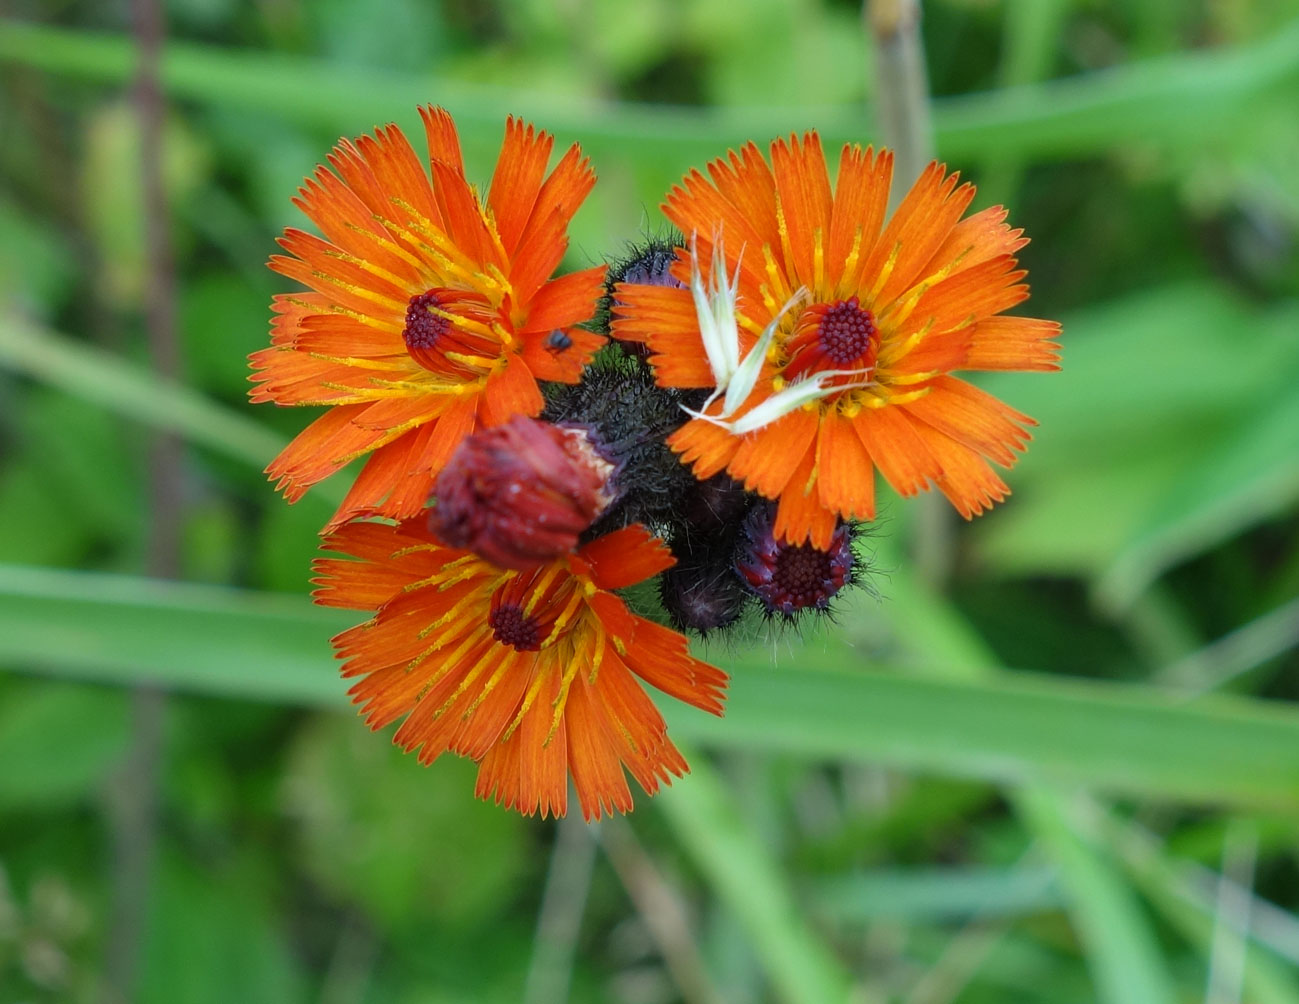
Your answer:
613,134 -> 1060,548
250,107 -> 607,529
313,520 -> 727,820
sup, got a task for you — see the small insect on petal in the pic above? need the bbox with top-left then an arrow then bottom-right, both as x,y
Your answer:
544,329 -> 573,354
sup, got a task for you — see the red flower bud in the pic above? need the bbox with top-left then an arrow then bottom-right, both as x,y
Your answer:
735,504 -> 854,616
429,416 -> 616,570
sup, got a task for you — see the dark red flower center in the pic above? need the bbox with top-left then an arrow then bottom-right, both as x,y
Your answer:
735,504 -> 855,616
489,602 -> 542,651
403,290 -> 451,350
817,296 -> 877,365
770,545 -> 836,609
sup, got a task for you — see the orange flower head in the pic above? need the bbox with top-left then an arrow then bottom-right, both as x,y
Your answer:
250,107 -> 607,529
612,134 -> 1061,548
313,520 -> 727,820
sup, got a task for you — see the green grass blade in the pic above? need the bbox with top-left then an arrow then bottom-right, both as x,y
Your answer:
1107,815 -> 1299,1004
812,865 -> 1061,923
0,314 -> 343,508
4,565 -> 1299,808
869,546 -> 1182,1002
1018,789 -> 1177,1004
1,19 -> 1296,162
0,564 -> 349,705
654,758 -> 857,1004
1096,387 -> 1299,612
0,314 -> 281,469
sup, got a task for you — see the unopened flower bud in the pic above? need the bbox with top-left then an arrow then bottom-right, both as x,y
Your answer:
603,236 -> 686,360
735,504 -> 854,617
659,537 -> 750,635
429,415 -> 617,570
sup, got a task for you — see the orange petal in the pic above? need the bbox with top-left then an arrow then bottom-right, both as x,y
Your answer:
580,525 -> 674,590
590,656 -> 686,795
891,327 -> 975,376
965,315 -> 1062,371
891,254 -> 1028,342
622,617 -> 728,715
326,137 -> 408,230
317,517 -> 429,570
430,158 -> 498,272
449,648 -> 532,761
829,145 -> 892,285
772,447 -> 837,548
486,117 -> 554,257
268,253 -> 404,323
612,282 -> 717,387
565,675 -> 634,821
292,167 -> 421,282
413,394 -> 479,479
922,204 -> 1027,278
480,353 -> 544,426
475,661 -> 569,818
509,145 -> 596,305
520,265 -> 606,334
507,206 -> 571,310
706,142 -> 781,269
770,131 -> 832,288
352,395 -> 447,433
266,403 -> 384,502
910,422 -> 1011,519
727,407 -> 818,499
668,418 -> 742,480
391,629 -> 498,759
352,124 -> 441,234
395,640 -> 512,761
419,105 -> 465,179
664,164 -> 772,295
327,431 -> 431,528
249,347 -> 376,405
521,144 -> 595,250
584,590 -> 638,641
899,375 -> 1033,468
292,311 -> 406,358
853,404 -> 943,497
274,227 -> 411,302
521,324 -> 605,383
816,412 -> 876,521
863,162 -> 976,307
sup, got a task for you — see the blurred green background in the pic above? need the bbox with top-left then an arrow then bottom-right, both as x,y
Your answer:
2,1 -> 1299,1002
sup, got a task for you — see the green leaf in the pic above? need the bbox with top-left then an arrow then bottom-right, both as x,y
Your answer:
3,565 -> 1299,809
1106,814 -> 1299,1004
865,551 -> 1183,1004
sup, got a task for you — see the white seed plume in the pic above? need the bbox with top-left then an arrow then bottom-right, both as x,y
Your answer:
683,230 -> 874,434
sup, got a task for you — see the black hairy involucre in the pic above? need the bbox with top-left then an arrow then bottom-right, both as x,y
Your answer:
538,234 -> 874,640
